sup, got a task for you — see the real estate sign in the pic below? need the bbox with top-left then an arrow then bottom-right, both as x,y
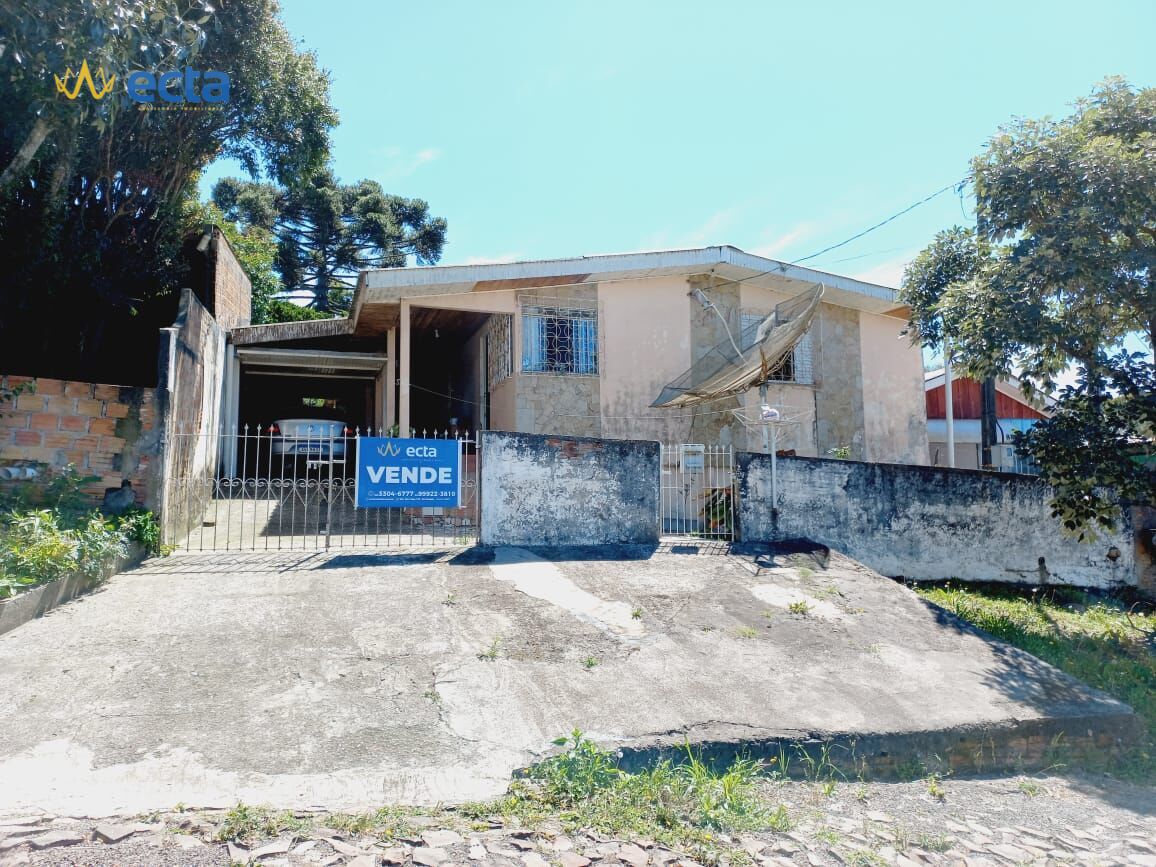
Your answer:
355,438 -> 461,508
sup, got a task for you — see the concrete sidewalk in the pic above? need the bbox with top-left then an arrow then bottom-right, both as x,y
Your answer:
0,544 -> 1139,816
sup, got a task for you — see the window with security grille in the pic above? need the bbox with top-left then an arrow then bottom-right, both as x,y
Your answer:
521,304 -> 598,375
740,311 -> 814,385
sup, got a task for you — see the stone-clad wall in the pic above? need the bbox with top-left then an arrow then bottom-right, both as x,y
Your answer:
0,375 -> 157,504
480,431 -> 659,546
736,452 -> 1143,591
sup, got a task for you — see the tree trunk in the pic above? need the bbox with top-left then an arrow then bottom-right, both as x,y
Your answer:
0,117 -> 51,190
981,377 -> 998,468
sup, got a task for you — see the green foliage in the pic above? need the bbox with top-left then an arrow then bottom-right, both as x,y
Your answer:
0,378 -> 34,416
0,508 -> 126,597
917,583 -> 1155,782
701,487 -> 733,532
114,508 -> 166,556
0,0 -> 336,379
212,168 -> 447,313
214,802 -> 308,843
826,445 -> 851,460
900,78 -> 1155,535
476,731 -> 789,861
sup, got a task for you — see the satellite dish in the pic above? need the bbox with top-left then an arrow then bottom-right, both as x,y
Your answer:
651,283 -> 824,408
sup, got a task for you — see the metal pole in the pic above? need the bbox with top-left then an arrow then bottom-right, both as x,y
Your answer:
759,382 -> 770,454
944,339 -> 956,468
770,424 -> 778,513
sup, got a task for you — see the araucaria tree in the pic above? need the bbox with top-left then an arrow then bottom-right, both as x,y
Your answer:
212,170 -> 447,313
901,78 -> 1155,537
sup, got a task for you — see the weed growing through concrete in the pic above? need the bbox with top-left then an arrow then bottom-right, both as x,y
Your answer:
582,656 -> 600,670
631,607 -> 643,619
925,773 -> 946,801
734,626 -> 758,639
477,636 -> 502,661
442,592 -> 457,606
1017,778 -> 1044,797
215,803 -> 309,843
462,731 -> 792,863
788,600 -> 811,616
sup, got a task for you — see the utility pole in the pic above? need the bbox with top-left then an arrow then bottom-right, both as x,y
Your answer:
980,377 -> 997,468
943,339 -> 955,468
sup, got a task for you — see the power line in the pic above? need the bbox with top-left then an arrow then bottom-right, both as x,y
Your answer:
792,182 -> 961,265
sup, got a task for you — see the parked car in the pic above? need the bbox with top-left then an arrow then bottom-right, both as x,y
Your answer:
270,418 -> 350,460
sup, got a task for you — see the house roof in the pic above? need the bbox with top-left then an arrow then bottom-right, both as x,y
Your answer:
924,368 -> 1057,411
349,245 -> 907,335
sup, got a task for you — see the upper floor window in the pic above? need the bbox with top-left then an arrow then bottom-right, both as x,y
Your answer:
740,310 -> 814,385
522,303 -> 598,375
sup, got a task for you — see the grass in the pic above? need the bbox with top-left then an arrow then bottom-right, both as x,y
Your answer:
734,626 -> 758,639
787,600 -> 811,616
460,731 -> 792,864
215,803 -> 309,843
916,582 -> 1156,782
582,656 -> 600,669
477,636 -> 502,661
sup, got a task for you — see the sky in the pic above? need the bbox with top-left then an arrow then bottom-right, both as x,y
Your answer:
202,0 -> 1156,293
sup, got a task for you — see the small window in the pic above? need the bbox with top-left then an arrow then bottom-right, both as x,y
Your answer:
740,311 -> 814,385
522,305 -> 598,375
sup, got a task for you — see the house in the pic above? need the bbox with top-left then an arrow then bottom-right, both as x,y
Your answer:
924,369 -> 1054,471
222,246 -> 928,463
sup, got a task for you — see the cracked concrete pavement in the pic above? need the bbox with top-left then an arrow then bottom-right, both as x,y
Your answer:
0,544 -> 1138,816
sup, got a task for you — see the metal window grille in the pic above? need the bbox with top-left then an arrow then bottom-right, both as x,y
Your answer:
521,302 -> 598,375
485,314 -> 512,388
740,311 -> 814,385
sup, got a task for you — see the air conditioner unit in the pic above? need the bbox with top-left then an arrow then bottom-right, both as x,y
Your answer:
992,443 -> 1018,470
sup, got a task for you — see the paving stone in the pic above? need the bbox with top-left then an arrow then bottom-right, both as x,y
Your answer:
27,831 -> 87,850
328,838 -> 374,858
0,838 -> 29,853
770,841 -> 799,855
552,836 -> 575,852
618,843 -> 650,867
559,853 -> 591,867
0,819 -> 46,830
866,811 -> 894,823
174,835 -> 206,849
381,847 -> 408,864
988,843 -> 1029,862
227,842 -> 250,864
522,854 -> 551,867
348,858 -> 378,867
250,839 -> 293,860
424,830 -> 464,848
93,824 -> 138,844
415,845 -> 450,865
469,844 -> 488,860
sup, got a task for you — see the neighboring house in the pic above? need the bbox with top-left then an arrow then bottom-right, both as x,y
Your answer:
222,246 -> 928,463
924,369 -> 1054,472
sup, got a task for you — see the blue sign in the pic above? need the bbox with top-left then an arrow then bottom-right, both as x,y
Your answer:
355,438 -> 460,508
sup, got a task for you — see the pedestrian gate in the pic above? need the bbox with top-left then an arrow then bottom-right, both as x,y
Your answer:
659,443 -> 735,541
165,428 -> 479,551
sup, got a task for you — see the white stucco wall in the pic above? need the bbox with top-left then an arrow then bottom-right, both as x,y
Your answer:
858,311 -> 928,464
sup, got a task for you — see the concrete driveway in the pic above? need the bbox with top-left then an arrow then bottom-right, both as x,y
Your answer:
0,544 -> 1138,816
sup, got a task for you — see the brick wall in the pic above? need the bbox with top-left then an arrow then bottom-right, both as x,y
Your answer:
204,228 -> 251,330
0,375 -> 157,504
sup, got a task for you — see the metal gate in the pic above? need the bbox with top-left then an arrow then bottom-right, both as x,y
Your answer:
659,442 -> 735,541
165,427 -> 480,551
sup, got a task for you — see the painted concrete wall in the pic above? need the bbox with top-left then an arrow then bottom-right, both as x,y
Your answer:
736,453 -> 1137,590
812,303 -> 866,460
859,312 -> 928,464
480,431 -> 659,546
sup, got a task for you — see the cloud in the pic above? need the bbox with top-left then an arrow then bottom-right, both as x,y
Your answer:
750,223 -> 816,259
375,146 -> 443,180
850,253 -> 915,289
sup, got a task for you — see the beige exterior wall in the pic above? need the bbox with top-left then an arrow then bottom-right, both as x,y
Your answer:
858,312 -> 928,464
394,273 -> 924,463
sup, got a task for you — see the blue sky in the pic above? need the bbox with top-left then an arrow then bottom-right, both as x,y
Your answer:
202,0 -> 1156,291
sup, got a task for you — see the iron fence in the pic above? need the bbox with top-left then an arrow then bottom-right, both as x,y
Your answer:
659,442 -> 735,541
164,426 -> 479,551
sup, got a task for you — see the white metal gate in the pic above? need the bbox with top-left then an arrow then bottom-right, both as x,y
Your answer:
659,443 -> 735,541
165,427 -> 480,551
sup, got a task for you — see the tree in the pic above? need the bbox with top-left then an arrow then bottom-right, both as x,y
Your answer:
0,0 -> 337,381
212,169 -> 447,313
901,78 -> 1155,537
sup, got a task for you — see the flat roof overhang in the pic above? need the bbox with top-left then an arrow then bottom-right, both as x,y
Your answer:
348,245 -> 906,336
237,347 -> 386,379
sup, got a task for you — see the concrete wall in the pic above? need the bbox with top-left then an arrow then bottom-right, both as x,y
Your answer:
0,375 -> 157,506
480,431 -> 659,546
812,303 -> 867,461
736,453 -> 1138,590
156,289 -> 227,543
